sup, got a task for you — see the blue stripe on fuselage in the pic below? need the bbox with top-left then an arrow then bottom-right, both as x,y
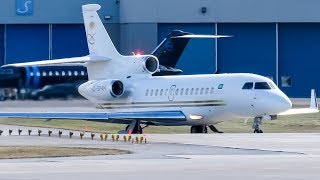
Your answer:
24,67 -> 31,88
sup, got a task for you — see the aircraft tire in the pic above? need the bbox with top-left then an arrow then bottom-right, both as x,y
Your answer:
191,125 -> 207,133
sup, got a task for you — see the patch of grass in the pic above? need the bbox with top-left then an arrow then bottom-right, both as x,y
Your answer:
0,146 -> 129,159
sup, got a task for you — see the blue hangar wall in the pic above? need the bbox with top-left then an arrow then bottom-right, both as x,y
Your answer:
119,0 -> 320,97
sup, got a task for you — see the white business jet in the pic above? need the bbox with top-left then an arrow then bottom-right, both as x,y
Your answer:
0,4 -> 318,134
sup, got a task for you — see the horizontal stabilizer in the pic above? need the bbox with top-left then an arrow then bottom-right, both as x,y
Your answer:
2,56 -> 110,67
279,89 -> 319,116
172,35 -> 231,39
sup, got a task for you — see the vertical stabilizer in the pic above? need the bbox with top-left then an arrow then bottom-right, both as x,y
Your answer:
82,4 -> 121,59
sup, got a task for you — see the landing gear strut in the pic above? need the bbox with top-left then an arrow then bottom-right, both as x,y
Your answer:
190,125 -> 207,133
209,125 -> 223,133
252,117 -> 263,133
125,120 -> 143,134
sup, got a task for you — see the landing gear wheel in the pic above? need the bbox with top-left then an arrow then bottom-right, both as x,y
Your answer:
252,117 -> 263,133
190,125 -> 208,133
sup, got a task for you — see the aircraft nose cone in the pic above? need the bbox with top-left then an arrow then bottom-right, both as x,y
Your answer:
279,95 -> 292,112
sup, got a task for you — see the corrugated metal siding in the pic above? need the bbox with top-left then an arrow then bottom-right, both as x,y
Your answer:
217,23 -> 276,79
158,23 -> 216,75
5,24 -> 49,64
52,24 -> 88,59
0,25 -> 4,65
278,23 -> 320,97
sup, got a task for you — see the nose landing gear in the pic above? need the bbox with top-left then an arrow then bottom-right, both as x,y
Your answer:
252,117 -> 263,133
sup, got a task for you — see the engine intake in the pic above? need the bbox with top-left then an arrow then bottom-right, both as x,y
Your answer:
143,56 -> 159,74
111,80 -> 124,97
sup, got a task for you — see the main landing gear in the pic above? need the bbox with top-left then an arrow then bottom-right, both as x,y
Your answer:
190,125 -> 223,133
124,120 -> 143,134
252,117 -> 263,133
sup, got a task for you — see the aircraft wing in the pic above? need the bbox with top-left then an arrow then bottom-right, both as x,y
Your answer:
0,111 -> 186,124
1,55 -> 110,67
278,89 -> 319,116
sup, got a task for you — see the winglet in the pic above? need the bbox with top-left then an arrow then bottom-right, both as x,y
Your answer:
310,89 -> 318,109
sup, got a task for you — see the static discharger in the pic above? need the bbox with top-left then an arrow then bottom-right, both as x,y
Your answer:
18,129 -> 22,135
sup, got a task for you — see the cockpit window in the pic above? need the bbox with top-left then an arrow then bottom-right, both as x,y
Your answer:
268,82 -> 276,89
254,82 -> 271,90
242,82 -> 253,90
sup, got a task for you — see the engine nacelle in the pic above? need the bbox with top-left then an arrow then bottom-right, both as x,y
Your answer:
141,55 -> 159,74
78,80 -> 124,102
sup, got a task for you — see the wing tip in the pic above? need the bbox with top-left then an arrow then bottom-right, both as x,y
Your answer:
310,89 -> 318,110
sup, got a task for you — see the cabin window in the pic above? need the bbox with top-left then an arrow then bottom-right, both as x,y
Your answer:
195,88 -> 199,95
62,71 -> 66,76
55,71 -> 59,76
155,89 -> 158,96
190,88 -> 194,95
74,71 -> 78,76
185,88 -> 189,95
180,88 -> 184,95
254,82 -> 271,90
242,82 -> 254,90
42,72 -> 47,76
150,89 -> 154,96
49,71 -> 53,76
218,84 -> 224,89
81,71 -> 85,76
210,87 -> 214,94
175,89 -> 179,96
145,89 -> 149,96
281,76 -> 292,87
160,89 -> 163,96
68,71 -> 72,76
165,89 -> 168,96
36,72 -> 40,76
205,88 -> 209,95
30,72 -> 34,76
200,88 -> 204,95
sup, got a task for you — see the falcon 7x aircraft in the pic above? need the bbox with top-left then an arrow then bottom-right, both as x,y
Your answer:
0,4 -> 318,134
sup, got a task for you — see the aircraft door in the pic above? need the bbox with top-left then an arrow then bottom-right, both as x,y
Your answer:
241,82 -> 255,114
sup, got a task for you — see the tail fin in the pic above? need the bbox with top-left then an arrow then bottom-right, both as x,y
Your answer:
152,30 -> 191,68
82,4 -> 121,59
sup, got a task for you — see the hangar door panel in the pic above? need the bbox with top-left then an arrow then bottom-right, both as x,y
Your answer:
52,24 -> 88,59
217,23 -> 276,80
6,25 -> 49,64
0,25 -> 4,65
158,24 -> 216,75
278,23 -> 320,97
